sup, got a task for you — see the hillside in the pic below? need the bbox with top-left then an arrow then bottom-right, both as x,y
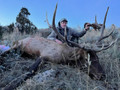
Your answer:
0,27 -> 120,90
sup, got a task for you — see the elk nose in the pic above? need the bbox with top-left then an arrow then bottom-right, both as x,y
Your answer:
100,74 -> 106,81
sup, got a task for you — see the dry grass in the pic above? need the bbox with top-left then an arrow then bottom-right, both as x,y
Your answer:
0,27 -> 120,90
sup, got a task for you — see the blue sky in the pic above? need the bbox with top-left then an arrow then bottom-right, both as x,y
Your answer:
0,0 -> 119,29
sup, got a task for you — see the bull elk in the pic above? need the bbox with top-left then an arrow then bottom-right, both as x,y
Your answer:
2,4 -> 117,90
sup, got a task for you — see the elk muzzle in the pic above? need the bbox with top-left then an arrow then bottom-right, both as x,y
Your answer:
89,60 -> 106,80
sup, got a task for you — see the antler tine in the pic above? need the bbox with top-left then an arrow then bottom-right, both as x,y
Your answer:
94,38 -> 118,52
99,7 -> 109,38
63,27 -> 87,49
45,12 -> 52,28
97,24 -> 115,43
90,16 -> 102,30
64,27 -> 67,41
52,3 -> 66,42
63,28 -> 84,49
95,15 -> 98,24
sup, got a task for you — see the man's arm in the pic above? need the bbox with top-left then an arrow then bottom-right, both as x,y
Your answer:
71,28 -> 87,38
47,29 -> 63,44
71,23 -> 90,38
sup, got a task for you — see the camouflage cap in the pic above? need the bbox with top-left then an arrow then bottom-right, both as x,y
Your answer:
60,18 -> 68,23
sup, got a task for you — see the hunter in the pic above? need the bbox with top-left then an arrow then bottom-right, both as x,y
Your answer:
47,18 -> 90,44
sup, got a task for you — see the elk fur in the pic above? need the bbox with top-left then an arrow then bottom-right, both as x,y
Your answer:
11,36 -> 88,64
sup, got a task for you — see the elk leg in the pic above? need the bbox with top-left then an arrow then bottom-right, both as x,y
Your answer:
28,57 -> 44,74
3,57 -> 44,90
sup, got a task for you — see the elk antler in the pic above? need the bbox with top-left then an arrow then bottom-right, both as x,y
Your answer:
50,3 -> 84,47
51,3 -> 66,43
45,12 -> 52,28
95,15 -> 98,24
51,4 -> 117,52
76,7 -> 117,52
96,7 -> 115,44
90,16 -> 102,30
64,27 -> 68,41
100,7 -> 109,38
97,24 -> 115,43
92,7 -> 117,52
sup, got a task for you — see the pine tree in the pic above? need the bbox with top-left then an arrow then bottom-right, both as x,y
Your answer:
16,7 -> 37,34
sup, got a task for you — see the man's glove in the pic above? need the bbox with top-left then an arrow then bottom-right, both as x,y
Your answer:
84,23 -> 91,31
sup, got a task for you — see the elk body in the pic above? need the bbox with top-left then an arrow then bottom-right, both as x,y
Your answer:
13,36 -> 88,63
2,4 -> 117,90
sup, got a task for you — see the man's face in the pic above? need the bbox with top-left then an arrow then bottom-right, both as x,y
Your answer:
60,21 -> 67,29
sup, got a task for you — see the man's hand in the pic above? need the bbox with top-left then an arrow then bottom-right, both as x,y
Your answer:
55,39 -> 62,44
84,23 -> 91,31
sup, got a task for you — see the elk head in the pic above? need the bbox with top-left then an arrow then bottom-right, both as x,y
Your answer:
48,4 -> 117,80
